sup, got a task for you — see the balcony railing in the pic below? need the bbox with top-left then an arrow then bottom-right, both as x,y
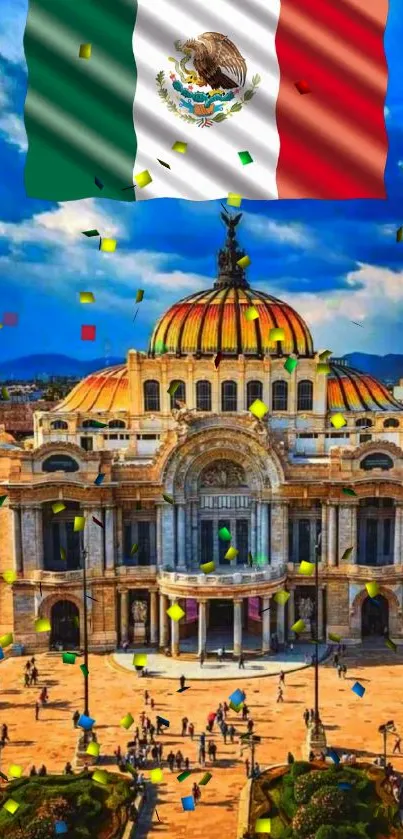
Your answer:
158,565 -> 286,586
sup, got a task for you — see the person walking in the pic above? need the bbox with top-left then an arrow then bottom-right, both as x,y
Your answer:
245,758 -> 250,777
38,764 -> 47,776
167,751 -> 175,772
175,750 -> 184,771
1,724 -> 9,743
192,782 -> 201,805
31,667 -> 39,686
25,660 -> 31,673
200,650 -> 205,668
188,722 -> 195,741
394,736 -> 402,755
198,745 -> 206,767
73,710 -> 80,728
35,702 -> 40,720
337,664 -> 343,679
157,742 -> 163,763
223,701 -> 229,720
279,670 -> 285,686
242,704 -> 248,721
247,718 -> 254,734
303,708 -> 310,727
333,653 -> 339,667
277,686 -> 284,703
24,671 -> 30,688
179,674 -> 186,691
310,708 -> 315,722
144,690 -> 149,705
64,762 -> 73,775
140,711 -> 146,728
30,765 -> 37,776
239,652 -> 245,669
218,647 -> 223,663
181,716 -> 189,736
342,664 -> 347,679
184,756 -> 190,771
229,724 -> 236,743
221,722 -> 228,744
150,698 -> 155,711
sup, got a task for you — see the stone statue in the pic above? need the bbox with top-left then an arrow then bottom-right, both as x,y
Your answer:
132,600 -> 147,623
200,459 -> 245,488
298,596 -> 314,621
220,210 -> 243,234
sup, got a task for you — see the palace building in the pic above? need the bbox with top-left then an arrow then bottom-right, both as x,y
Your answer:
1,215 -> 403,656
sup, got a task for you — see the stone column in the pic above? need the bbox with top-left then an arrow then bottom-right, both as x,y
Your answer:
338,504 -> 358,565
83,507 -> 105,572
170,599 -> 180,656
177,504 -> 186,568
198,600 -> 207,656
320,504 -> 328,564
116,506 -> 124,565
156,505 -> 163,567
192,502 -> 198,567
288,588 -> 295,634
159,593 -> 169,647
34,506 -> 44,570
162,503 -> 175,568
276,601 -> 285,643
318,587 -> 325,640
233,599 -> 243,655
11,506 -> 23,573
251,500 -> 257,557
262,595 -> 271,653
120,590 -> 129,643
256,502 -> 262,558
261,502 -> 269,561
271,502 -> 288,570
328,505 -> 337,566
104,506 -> 115,571
150,590 -> 158,644
394,503 -> 403,565
21,507 -> 41,573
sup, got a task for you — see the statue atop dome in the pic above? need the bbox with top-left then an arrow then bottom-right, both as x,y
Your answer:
215,207 -> 249,289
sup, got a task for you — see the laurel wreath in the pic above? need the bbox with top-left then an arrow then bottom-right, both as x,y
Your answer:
155,70 -> 261,125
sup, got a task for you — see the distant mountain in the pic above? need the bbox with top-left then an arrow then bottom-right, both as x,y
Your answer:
0,352 -> 403,384
0,354 -> 125,380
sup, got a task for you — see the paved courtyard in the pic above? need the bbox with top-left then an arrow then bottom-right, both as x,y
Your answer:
0,644 -> 402,838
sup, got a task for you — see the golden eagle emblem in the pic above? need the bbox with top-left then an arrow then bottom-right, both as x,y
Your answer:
156,33 -> 261,128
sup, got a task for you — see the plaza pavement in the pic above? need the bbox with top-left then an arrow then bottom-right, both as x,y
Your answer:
0,643 -> 402,839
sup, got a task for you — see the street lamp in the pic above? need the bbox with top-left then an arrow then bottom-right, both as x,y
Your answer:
379,721 -> 395,767
79,535 -> 90,718
313,532 -> 321,735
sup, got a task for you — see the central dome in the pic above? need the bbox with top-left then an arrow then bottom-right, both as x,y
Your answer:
149,212 -> 314,359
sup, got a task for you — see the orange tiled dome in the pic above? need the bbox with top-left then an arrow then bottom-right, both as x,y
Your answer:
149,286 -> 314,358
328,363 -> 403,412
52,365 -> 129,413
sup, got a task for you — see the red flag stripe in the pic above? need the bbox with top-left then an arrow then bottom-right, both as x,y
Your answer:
275,0 -> 389,198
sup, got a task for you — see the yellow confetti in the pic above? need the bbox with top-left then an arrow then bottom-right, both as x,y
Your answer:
274,590 -> 290,606
73,516 -> 85,532
227,192 -> 242,207
150,768 -> 163,783
120,713 -> 135,729
79,292 -> 95,304
200,561 -> 215,574
291,619 -> 305,634
299,561 -> 315,576
92,770 -> 108,785
100,238 -> 117,253
134,170 -> 152,188
224,546 -> 238,560
52,502 -> 66,515
133,654 -> 147,668
365,581 -> 379,598
269,327 -> 285,342
249,399 -> 268,420
0,633 -> 13,647
86,742 -> 100,757
3,799 -> 20,814
8,765 -> 22,779
245,305 -> 259,321
172,141 -> 187,154
237,255 -> 250,268
166,604 -> 185,622
35,618 -> 51,633
2,571 -> 17,584
79,44 -> 92,60
330,412 -> 347,429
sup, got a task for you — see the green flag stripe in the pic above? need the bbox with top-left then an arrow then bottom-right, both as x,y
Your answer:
24,0 -> 138,202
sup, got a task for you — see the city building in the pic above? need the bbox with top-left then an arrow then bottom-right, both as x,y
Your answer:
1,215 -> 403,655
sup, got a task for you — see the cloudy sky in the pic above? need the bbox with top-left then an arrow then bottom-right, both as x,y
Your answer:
1,0 -> 403,365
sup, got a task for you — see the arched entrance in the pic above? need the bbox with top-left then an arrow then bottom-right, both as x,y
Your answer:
50,600 -> 80,649
361,595 -> 389,637
209,599 -> 234,629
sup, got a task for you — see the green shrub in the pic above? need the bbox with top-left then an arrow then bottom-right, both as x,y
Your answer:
290,761 -> 313,780
280,783 -> 297,819
314,827 -> 339,839
310,785 -> 352,819
294,771 -> 330,804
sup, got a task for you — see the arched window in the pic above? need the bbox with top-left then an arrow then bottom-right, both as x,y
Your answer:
108,419 -> 126,429
297,380 -> 313,411
144,380 -> 160,412
356,417 -> 373,428
247,380 -> 263,407
42,455 -> 79,473
169,380 -> 186,410
360,453 -> 394,471
196,380 -> 212,412
221,380 -> 237,412
50,420 -> 68,430
272,380 -> 288,412
384,418 -> 399,429
82,419 -> 100,429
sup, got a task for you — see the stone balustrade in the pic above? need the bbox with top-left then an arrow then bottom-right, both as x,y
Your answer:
157,565 -> 286,587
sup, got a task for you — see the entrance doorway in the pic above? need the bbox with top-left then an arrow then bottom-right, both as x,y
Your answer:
209,599 -> 233,630
361,594 -> 389,637
50,600 -> 80,649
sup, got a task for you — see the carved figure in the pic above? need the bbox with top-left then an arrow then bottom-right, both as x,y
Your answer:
132,600 -> 147,623
200,459 -> 245,487
298,596 -> 314,621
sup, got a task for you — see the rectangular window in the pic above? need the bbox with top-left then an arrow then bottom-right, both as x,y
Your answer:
298,519 -> 310,562
359,433 -> 372,444
219,519 -> 231,564
201,520 -> 213,565
316,519 -> 322,559
66,521 -> 81,570
366,519 -> 377,565
288,519 -> 294,562
124,525 -> 132,560
383,519 -> 391,556
236,519 -> 249,566
80,436 -> 93,451
138,521 -> 150,566
52,523 -> 61,564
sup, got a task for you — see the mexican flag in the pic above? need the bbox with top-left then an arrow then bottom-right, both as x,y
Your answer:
24,0 -> 389,203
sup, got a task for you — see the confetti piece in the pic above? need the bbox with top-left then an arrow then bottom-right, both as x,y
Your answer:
199,772 -> 212,786
3,312 -> 18,327
0,633 -> 13,647
8,765 -> 22,779
0,495 -> 8,507
338,782 -> 352,791
79,292 -> 95,304
341,546 -> 353,562
154,340 -> 167,354
328,749 -> 340,764
317,363 -> 330,375
229,700 -> 243,712
135,289 -> 144,303
299,561 -> 315,576
120,713 -> 134,730
291,619 -> 305,634
80,664 -> 89,676
157,159 -> 171,169
385,638 -> 397,652
213,352 -> 222,369
328,633 -> 341,643
1,387 -> 10,400
3,799 -> 20,814
156,716 -> 170,728
81,325 -> 96,341
397,227 -> 403,243
130,543 -> 139,556
177,770 -> 191,782
94,473 -> 105,486
269,327 -> 285,342
284,357 -> 298,373
200,561 -> 215,574
82,230 -> 99,238
150,768 -> 163,783
55,821 -> 68,835
52,502 -> 66,515
330,412 -> 347,429
78,714 -> 95,730
167,603 -> 185,622
177,686 -> 190,693
244,305 -> 258,321
227,192 -> 242,207
365,581 -> 379,598
238,150 -> 253,165
92,516 -> 104,528
181,795 -> 195,811
237,255 -> 251,268
79,43 -> 92,59
93,769 -> 108,785
74,516 -> 85,532
318,349 -> 332,361
94,177 -> 104,190
225,546 -> 238,560
133,653 -> 147,668
163,493 -> 174,504
351,681 -> 365,698
62,652 -> 76,665
274,590 -> 290,606
295,79 -> 311,94
172,141 -> 187,154
91,420 -> 108,428
135,170 -> 152,188
86,741 -> 100,757
60,548 -> 67,561
342,488 -> 356,496
218,526 -> 231,541
35,618 -> 51,633
249,398 -> 269,420
0,648 -> 5,661
167,381 -> 180,396
229,688 -> 245,706
3,571 -> 16,585
255,818 -> 271,833
99,238 -> 117,253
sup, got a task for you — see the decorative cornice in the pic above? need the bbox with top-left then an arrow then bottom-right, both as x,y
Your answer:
342,440 -> 403,461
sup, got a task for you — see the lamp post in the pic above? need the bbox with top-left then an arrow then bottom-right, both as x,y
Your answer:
379,721 -> 395,767
313,533 -> 321,735
80,537 -> 90,718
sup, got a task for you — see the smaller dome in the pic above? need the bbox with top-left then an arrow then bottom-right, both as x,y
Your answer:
53,365 -> 129,413
328,363 -> 403,412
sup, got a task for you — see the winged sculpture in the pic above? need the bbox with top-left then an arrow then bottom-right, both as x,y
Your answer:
182,32 -> 247,96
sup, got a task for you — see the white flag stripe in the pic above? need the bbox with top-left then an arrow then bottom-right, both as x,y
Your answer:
132,0 -> 281,200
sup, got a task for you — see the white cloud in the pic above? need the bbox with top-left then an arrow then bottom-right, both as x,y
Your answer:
0,0 -> 28,65
0,112 -> 27,152
243,213 -> 315,247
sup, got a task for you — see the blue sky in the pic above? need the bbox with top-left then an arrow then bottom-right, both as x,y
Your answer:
1,0 -> 403,365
